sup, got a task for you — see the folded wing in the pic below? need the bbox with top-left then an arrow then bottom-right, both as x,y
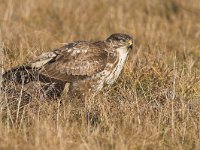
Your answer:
35,41 -> 109,81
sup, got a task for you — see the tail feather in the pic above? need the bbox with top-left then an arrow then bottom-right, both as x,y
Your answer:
3,65 -> 39,84
2,65 -> 66,100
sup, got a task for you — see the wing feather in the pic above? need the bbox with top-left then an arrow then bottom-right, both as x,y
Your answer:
34,41 -> 114,81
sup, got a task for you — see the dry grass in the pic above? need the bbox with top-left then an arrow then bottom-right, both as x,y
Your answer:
0,0 -> 200,149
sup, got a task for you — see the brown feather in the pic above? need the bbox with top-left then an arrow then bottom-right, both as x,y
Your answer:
38,41 -> 113,82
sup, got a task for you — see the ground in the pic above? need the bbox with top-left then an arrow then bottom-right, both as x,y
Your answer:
0,0 -> 200,149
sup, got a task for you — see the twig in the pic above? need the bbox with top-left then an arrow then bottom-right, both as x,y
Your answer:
0,35 -> 4,100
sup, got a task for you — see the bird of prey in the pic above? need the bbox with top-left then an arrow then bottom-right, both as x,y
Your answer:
2,33 -> 134,101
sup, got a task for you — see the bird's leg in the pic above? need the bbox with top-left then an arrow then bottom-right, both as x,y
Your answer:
67,84 -> 85,108
82,91 -> 101,127
67,86 -> 101,127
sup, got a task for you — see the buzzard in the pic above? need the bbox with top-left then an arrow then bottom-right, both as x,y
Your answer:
2,33 -> 133,101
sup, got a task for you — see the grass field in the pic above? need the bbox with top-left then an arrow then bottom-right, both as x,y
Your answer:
0,0 -> 200,149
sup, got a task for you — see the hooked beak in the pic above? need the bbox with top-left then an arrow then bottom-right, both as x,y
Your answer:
127,40 -> 133,50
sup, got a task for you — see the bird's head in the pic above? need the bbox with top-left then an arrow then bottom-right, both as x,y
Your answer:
106,33 -> 133,50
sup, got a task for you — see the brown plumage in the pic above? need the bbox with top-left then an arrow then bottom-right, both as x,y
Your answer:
2,33 -> 134,101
